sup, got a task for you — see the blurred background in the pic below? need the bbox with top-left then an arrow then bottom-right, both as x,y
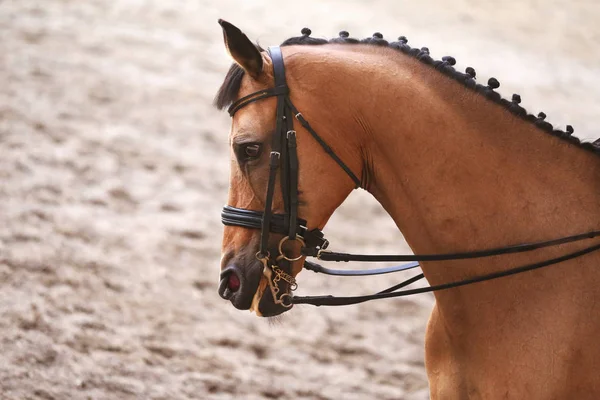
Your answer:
1,1 -> 598,399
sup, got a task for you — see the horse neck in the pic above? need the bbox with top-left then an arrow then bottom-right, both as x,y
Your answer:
288,45 -> 600,305
354,54 -> 600,257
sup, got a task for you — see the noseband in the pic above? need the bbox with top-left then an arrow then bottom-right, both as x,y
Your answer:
222,46 -> 600,308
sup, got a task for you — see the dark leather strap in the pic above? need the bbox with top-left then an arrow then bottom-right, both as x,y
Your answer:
269,46 -> 287,87
259,152 -> 280,257
221,206 -> 329,250
287,130 -> 299,239
377,274 -> 425,294
227,48 -> 361,189
269,46 -> 300,241
222,206 -> 304,232
286,99 -> 362,188
292,243 -> 600,306
306,230 -> 600,261
228,86 -> 288,116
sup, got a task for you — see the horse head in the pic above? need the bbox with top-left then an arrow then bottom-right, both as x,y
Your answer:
215,20 -> 360,316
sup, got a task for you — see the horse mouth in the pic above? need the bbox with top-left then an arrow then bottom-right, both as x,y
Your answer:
252,276 -> 292,317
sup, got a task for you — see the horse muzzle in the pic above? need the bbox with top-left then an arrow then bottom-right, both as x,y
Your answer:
218,258 -> 294,317
218,263 -> 262,310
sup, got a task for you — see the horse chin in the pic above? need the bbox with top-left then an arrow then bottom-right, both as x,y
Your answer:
250,276 -> 293,317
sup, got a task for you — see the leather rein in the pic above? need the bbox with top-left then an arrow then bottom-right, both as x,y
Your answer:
221,46 -> 600,308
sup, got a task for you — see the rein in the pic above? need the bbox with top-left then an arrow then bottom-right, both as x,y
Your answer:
221,45 -> 600,308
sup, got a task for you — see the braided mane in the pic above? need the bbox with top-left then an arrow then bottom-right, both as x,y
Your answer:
215,29 -> 600,156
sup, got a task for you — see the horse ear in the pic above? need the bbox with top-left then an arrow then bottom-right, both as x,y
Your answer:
218,19 -> 263,79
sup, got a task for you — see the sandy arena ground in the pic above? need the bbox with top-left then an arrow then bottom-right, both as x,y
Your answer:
1,1 -> 599,399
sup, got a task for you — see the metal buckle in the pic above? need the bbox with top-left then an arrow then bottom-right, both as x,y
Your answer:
316,249 -> 331,260
278,236 -> 306,262
286,130 -> 296,139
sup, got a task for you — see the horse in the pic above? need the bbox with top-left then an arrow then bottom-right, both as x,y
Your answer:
214,20 -> 600,399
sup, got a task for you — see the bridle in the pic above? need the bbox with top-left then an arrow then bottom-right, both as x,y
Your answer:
222,46 -> 350,308
221,46 -> 600,308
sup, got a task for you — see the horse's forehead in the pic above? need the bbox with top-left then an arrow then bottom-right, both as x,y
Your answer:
239,70 -> 265,92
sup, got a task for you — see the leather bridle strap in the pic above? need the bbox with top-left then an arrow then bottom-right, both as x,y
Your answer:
228,86 -> 288,116
258,151 -> 280,257
271,46 -> 300,240
221,206 -> 329,250
227,49 -> 361,188
222,205 -> 306,234
306,230 -> 600,261
285,99 -> 361,188
293,242 -> 600,306
223,45 -> 360,258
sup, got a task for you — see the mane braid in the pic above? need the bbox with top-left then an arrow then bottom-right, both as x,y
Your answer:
214,30 -> 600,156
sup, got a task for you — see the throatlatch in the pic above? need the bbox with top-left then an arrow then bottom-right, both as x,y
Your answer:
221,46 -> 600,308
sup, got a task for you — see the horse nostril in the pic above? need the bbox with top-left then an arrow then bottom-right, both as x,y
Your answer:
227,273 -> 240,292
218,263 -> 263,311
218,268 -> 241,300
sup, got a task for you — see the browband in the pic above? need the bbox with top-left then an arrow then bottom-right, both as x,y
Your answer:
228,85 -> 289,116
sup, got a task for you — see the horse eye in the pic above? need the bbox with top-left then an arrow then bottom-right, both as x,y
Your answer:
243,143 -> 262,159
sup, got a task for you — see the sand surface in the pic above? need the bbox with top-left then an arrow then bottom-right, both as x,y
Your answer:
1,1 -> 598,399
